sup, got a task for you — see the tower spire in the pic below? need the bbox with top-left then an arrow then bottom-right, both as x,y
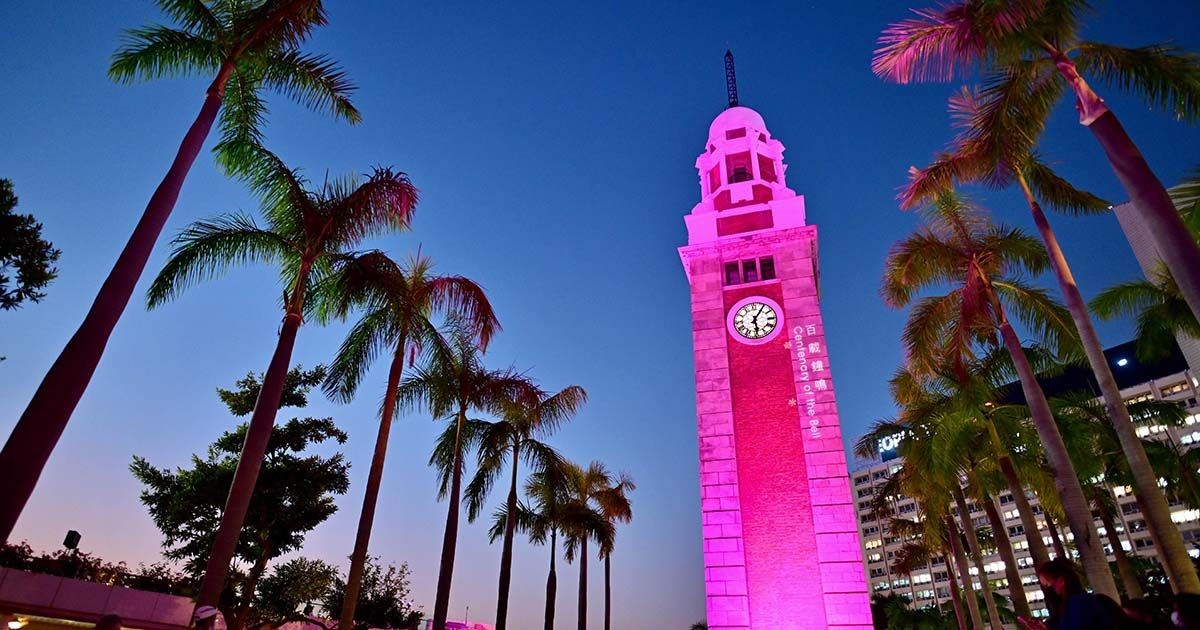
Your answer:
724,50 -> 739,108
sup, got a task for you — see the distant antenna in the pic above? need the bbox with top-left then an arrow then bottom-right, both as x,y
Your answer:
724,50 -> 739,108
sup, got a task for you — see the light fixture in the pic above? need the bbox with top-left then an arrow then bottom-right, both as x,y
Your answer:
9,619 -> 27,630
1116,358 -> 1129,367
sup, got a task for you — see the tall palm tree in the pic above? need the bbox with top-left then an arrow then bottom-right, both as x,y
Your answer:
873,1 -> 1200,324
596,473 -> 635,630
903,84 -> 1200,594
145,147 -> 416,608
882,191 -> 1119,597
494,460 -> 607,630
891,357 -> 1054,571
466,385 -> 587,630
320,251 -> 499,630
0,0 -> 360,541
561,462 -> 619,630
401,325 -> 537,630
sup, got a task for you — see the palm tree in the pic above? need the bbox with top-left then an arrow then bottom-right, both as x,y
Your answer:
465,384 -> 587,630
401,324 -> 537,630
882,191 -> 1119,597
0,0 -> 360,541
493,460 -> 606,630
902,82 -> 1200,594
320,251 -> 499,630
596,473 -> 635,630
145,147 -> 416,608
873,1 -> 1200,324
561,462 -> 619,630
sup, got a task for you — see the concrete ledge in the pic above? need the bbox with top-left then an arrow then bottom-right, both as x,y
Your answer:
0,568 -> 192,629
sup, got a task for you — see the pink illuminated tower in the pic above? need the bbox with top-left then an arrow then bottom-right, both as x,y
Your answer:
678,54 -> 872,629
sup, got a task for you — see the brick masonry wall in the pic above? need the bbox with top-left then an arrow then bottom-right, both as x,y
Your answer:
681,225 -> 872,629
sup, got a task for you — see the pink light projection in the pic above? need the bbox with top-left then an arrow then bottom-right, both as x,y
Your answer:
679,106 -> 872,629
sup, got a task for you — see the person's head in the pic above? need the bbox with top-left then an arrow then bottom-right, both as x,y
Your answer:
193,606 -> 222,630
1036,558 -> 1084,598
95,614 -> 122,630
1175,592 -> 1200,629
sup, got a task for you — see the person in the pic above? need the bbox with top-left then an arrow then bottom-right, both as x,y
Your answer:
94,615 -> 122,630
193,606 -> 227,630
1017,558 -> 1120,630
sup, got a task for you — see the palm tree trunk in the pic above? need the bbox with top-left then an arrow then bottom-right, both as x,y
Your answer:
432,408 -> 467,630
952,486 -> 1003,630
233,542 -> 272,630
927,557 -> 942,614
976,481 -> 1031,620
1017,173 -> 1200,594
943,550 -> 967,630
577,535 -> 588,630
545,529 -> 557,630
945,515 -> 982,630
1046,514 -> 1067,559
1049,49 -> 1200,325
0,84 -> 227,543
1094,490 -> 1144,600
495,441 -> 520,630
604,554 -> 611,630
997,455 -> 1051,568
339,347 -> 406,630
992,308 -> 1119,598
197,307 -> 305,608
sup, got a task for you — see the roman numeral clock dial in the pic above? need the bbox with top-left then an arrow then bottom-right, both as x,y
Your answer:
726,296 -> 783,345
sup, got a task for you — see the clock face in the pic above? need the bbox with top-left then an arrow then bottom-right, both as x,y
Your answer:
732,301 -> 778,340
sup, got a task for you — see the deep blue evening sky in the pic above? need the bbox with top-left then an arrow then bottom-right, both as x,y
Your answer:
3,2 -> 1200,628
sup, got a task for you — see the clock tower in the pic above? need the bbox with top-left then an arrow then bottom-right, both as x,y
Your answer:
678,59 -> 872,630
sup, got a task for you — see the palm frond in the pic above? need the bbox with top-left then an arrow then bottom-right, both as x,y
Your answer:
1074,42 -> 1200,122
424,275 -> 501,350
213,69 -> 271,178
1022,158 -> 1109,216
261,49 -> 360,123
323,169 -> 419,248
873,2 -> 1041,83
108,25 -> 222,83
321,307 -> 395,403
991,278 -> 1080,360
881,230 -> 965,307
147,213 -> 293,308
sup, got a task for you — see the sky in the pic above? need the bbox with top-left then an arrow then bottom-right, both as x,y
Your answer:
2,1 -> 1200,628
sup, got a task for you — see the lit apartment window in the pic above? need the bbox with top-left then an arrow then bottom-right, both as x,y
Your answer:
1162,381 -> 1189,396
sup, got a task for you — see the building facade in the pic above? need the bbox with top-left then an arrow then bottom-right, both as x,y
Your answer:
851,342 -> 1200,620
679,100 -> 871,629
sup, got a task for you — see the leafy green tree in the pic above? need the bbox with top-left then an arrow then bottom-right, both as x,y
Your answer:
130,365 -> 350,627
465,384 -> 586,630
145,146 -> 416,608
323,557 -> 422,630
253,557 -> 339,625
0,179 -> 60,311
873,0 -> 1200,332
401,322 -> 536,630
881,189 -> 1119,597
0,0 -> 359,542
319,250 -> 498,630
